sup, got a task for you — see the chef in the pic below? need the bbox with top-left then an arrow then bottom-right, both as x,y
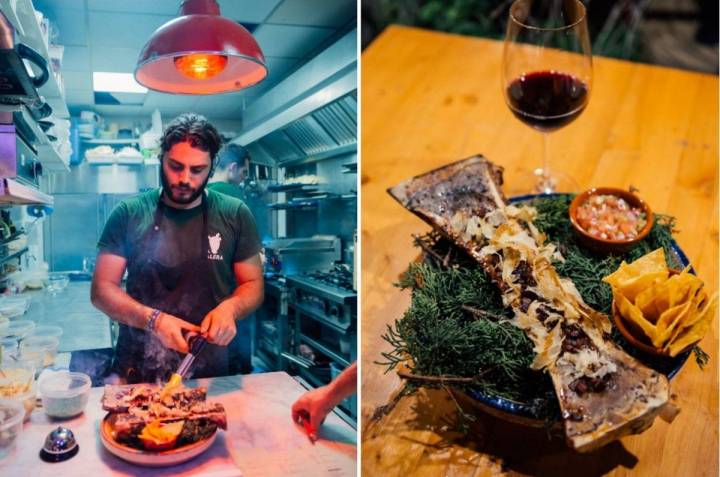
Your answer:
206,143 -> 255,375
91,113 -> 264,383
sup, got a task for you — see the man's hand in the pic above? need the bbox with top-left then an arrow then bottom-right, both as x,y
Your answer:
200,302 -> 237,346
291,385 -> 335,432
154,313 -> 201,353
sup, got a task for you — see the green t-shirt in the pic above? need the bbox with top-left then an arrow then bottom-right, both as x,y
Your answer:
97,188 -> 261,302
207,181 -> 245,201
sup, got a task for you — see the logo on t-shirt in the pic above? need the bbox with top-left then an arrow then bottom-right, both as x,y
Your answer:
208,232 -> 223,260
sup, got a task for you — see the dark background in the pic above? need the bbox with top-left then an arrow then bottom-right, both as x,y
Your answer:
361,0 -> 719,74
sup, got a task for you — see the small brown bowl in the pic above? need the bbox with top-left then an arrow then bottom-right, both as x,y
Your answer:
611,269 -> 695,358
569,187 -> 653,254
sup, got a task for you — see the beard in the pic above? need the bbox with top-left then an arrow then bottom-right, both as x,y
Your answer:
160,168 -> 210,205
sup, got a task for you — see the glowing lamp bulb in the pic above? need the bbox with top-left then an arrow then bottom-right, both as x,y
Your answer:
174,54 -> 228,80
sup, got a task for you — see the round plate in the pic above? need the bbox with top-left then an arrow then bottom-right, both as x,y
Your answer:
100,415 -> 217,467
464,193 -> 692,426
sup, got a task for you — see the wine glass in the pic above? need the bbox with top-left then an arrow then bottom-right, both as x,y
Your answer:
502,0 -> 592,194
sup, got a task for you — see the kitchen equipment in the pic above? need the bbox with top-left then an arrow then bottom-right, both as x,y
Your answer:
38,371 -> 91,418
285,266 -> 357,420
255,277 -> 289,371
264,235 -> 341,275
0,397 -> 24,459
175,334 -> 207,379
161,335 -> 207,398
39,426 -> 79,462
0,123 -> 42,187
0,12 -> 49,107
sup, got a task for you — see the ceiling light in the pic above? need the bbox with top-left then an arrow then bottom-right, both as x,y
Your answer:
135,0 -> 267,95
93,72 -> 148,93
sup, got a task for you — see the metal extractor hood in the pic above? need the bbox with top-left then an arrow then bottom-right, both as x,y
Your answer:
235,29 -> 357,165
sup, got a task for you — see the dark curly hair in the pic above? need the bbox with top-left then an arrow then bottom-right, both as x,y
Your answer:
160,113 -> 223,163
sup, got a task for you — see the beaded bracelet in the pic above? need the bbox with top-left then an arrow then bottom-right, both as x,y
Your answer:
146,309 -> 162,332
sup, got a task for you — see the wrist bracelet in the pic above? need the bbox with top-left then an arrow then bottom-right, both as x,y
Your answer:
147,309 -> 162,332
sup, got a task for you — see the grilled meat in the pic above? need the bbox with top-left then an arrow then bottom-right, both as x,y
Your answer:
103,384 -> 226,448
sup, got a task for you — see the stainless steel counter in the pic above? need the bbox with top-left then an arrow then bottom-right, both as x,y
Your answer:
21,281 -> 111,352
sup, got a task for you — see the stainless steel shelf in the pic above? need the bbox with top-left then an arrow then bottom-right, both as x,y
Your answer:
0,246 -> 28,266
299,333 -> 350,368
292,301 -> 351,333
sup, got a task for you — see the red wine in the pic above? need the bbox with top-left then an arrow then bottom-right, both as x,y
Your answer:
506,71 -> 588,132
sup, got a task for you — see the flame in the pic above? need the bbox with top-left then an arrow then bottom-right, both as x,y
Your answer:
174,54 -> 228,80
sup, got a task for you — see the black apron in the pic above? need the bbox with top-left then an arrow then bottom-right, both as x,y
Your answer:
113,191 -> 229,384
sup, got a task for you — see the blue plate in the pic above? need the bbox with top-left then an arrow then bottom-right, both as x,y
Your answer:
464,194 -> 692,426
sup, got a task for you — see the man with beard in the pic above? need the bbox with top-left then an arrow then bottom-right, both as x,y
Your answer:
91,113 -> 264,383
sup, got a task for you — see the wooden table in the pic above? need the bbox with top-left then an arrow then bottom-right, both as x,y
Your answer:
1,372 -> 356,476
361,25 -> 718,476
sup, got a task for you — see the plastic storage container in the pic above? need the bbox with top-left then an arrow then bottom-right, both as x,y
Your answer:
1,321 -> 35,340
0,398 -> 25,459
20,336 -> 59,368
39,371 -> 91,418
0,365 -> 36,421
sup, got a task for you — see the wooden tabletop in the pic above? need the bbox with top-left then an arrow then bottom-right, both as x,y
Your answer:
3,372 -> 356,476
361,25 -> 718,476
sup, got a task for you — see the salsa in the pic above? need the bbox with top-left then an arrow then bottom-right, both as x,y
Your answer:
576,194 -> 647,241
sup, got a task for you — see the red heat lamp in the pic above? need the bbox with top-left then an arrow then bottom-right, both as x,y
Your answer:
135,0 -> 267,94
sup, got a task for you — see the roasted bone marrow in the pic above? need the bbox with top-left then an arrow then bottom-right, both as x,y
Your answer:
102,384 -> 227,450
388,155 -> 672,452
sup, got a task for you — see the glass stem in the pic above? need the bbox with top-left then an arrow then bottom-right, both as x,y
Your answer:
537,132 -> 555,194
542,132 -> 550,183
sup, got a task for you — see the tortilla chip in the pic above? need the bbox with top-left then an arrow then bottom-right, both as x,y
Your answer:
602,248 -> 667,289
652,299 -> 694,348
664,295 -> 717,356
635,278 -> 670,322
665,292 -> 717,346
614,288 -> 657,343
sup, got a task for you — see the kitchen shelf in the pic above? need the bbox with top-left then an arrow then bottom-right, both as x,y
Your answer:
268,202 -> 318,211
83,138 -> 140,145
0,230 -> 25,244
299,333 -> 350,368
292,301 -> 351,333
3,0 -> 70,118
0,178 -> 53,205
267,183 -> 319,192
16,106 -> 69,172
0,246 -> 28,266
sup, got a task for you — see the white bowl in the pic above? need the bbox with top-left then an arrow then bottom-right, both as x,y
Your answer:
38,371 -> 91,418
